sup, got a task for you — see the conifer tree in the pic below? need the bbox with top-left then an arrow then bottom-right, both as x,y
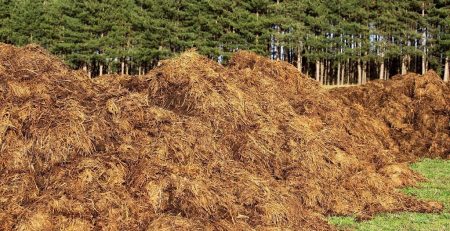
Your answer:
428,0 -> 449,81
7,0 -> 45,46
0,0 -> 447,82
0,0 -> 12,43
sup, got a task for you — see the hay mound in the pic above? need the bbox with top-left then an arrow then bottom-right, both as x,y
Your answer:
331,71 -> 450,160
0,44 -> 446,230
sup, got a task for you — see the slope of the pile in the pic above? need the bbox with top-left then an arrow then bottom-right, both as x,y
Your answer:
330,71 -> 450,160
0,45 -> 443,231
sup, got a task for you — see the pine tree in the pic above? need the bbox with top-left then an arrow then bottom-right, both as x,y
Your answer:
135,0 -> 179,67
372,0 -> 398,80
0,0 -> 447,81
301,0 -> 332,84
7,0 -> 45,46
428,0 -> 449,81
0,0 -> 12,43
278,0 -> 308,72
41,0 -> 95,73
246,0 -> 272,55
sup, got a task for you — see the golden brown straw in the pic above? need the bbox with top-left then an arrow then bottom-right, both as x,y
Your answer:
0,44 -> 447,230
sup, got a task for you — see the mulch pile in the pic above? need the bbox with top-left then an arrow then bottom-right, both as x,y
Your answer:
331,71 -> 449,160
0,44 -> 448,230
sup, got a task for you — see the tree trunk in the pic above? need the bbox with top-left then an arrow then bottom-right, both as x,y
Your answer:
422,52 -> 427,75
362,61 -> 367,84
297,43 -> 303,73
337,62 -> 341,86
276,25 -> 281,61
346,59 -> 350,84
384,65 -> 388,80
121,60 -> 125,75
126,64 -> 129,75
320,60 -> 325,85
422,3 -> 427,75
401,55 -> 409,75
99,33 -> 104,77
276,45 -> 280,61
444,56 -> 449,82
327,59 -> 331,85
99,63 -> 104,76
315,60 -> 320,82
379,60 -> 385,80
306,61 -> 309,77
357,59 -> 362,85
82,63 -> 91,78
138,66 -> 142,76
306,56 -> 310,76
341,61 -> 346,85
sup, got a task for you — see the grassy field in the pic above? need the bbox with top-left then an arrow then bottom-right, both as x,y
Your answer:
329,159 -> 450,231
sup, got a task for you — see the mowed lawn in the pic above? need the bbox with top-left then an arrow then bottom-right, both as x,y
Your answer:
329,159 -> 450,231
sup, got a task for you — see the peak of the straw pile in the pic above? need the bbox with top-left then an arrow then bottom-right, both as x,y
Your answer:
0,46 -> 447,230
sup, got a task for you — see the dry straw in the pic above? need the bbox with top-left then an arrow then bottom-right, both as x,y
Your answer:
0,44 -> 448,230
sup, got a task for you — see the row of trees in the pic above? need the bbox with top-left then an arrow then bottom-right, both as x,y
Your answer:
0,0 -> 449,83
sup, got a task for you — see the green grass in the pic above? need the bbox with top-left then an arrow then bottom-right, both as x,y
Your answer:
329,159 -> 450,231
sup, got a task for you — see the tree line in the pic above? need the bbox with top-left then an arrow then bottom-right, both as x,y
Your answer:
0,0 -> 449,84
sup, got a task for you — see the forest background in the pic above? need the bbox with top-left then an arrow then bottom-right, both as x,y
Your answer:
0,0 -> 449,84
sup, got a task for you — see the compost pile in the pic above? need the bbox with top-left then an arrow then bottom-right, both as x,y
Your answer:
331,71 -> 450,160
0,44 -> 447,230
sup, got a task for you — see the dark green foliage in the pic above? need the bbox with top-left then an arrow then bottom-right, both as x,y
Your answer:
0,0 -> 448,81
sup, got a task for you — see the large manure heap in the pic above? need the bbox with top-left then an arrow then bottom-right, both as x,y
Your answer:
0,44 -> 447,230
